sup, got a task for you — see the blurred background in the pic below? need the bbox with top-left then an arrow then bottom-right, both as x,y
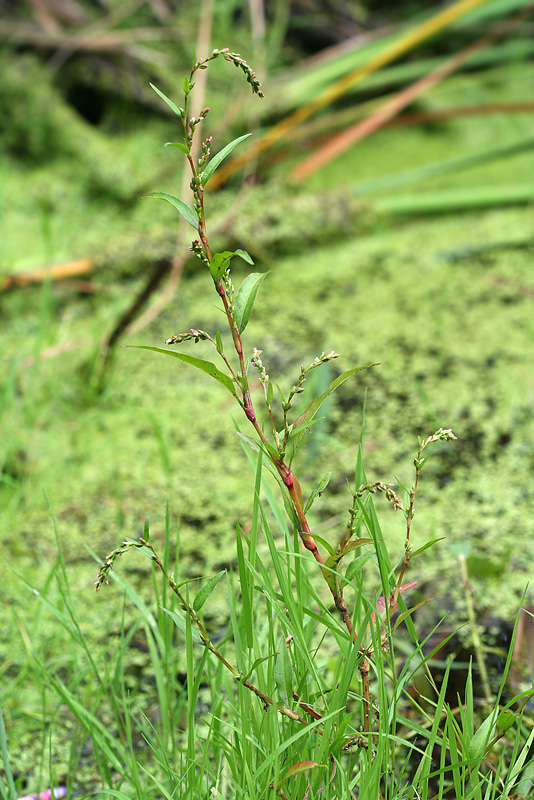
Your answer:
1,0 -> 533,789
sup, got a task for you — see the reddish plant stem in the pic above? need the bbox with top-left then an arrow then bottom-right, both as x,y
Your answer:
188,84 -> 359,661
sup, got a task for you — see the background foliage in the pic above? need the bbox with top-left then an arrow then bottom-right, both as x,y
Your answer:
1,0 -> 533,794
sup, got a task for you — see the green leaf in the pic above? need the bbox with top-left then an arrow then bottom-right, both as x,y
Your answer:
345,550 -> 374,583
304,471 -> 332,513
469,709 -> 498,761
160,606 -> 204,643
215,330 -> 223,354
496,710 -> 517,734
193,570 -> 225,612
234,248 -> 254,265
150,83 -> 182,117
292,364 -> 377,448
410,537 -> 446,558
209,251 -> 234,282
266,381 -> 274,407
243,653 -> 276,683
128,346 -> 236,397
142,192 -> 198,230
275,644 -> 293,705
324,539 -> 372,596
234,272 -> 267,333
183,75 -> 190,94
288,416 -> 324,440
209,249 -> 252,283
311,533 -> 335,556
201,133 -> 252,186
143,519 -> 150,541
393,600 -> 427,631
164,141 -> 189,153
235,431 -> 279,464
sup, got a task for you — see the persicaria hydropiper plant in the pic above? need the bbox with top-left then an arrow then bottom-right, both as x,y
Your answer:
96,49 -> 457,795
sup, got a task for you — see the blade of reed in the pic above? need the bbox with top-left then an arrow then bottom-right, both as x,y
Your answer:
292,6 -> 532,179
207,0 -> 490,188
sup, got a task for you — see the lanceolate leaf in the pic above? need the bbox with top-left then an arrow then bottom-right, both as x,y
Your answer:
410,537 -> 446,558
292,364 -> 377,447
142,192 -> 198,230
234,272 -> 267,333
201,133 -> 252,186
160,606 -> 204,643
243,653 -> 277,683
288,416 -> 324,440
279,762 -> 326,785
128,346 -> 236,397
304,471 -> 332,513
344,550 -> 374,583
234,248 -> 254,265
149,83 -> 183,117
209,249 -> 254,282
236,431 -> 279,464
393,600 -> 427,631
164,141 -> 189,153
325,538 -> 373,596
274,643 -> 293,705
193,570 -> 225,612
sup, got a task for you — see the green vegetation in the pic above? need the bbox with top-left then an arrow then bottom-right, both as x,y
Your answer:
1,0 -> 534,796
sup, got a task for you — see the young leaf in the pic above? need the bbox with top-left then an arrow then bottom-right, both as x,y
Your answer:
215,330 -> 223,354
160,606 -> 204,643
393,600 -> 427,631
128,346 -> 236,397
234,249 -> 254,265
234,272 -> 267,333
304,471 -> 332,513
275,383 -> 286,409
242,653 -> 277,683
496,710 -> 517,735
266,381 -> 274,407
150,83 -> 183,117
200,133 -> 252,186
324,539 -> 372,596
143,519 -> 150,542
142,192 -> 198,230
344,550 -> 374,583
164,141 -> 189,153
193,570 -> 225,612
183,75 -> 190,94
288,416 -> 324,440
410,537 -> 446,558
236,431 -> 279,464
292,363 -> 377,447
311,532 -> 335,556
209,251 -> 234,282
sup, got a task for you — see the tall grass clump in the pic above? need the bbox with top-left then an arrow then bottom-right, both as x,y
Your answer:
93,49 -> 534,800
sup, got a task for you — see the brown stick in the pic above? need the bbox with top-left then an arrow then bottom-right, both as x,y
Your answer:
1,258 -> 93,291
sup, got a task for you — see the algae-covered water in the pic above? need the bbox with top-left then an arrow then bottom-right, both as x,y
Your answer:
1,48 -> 533,787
